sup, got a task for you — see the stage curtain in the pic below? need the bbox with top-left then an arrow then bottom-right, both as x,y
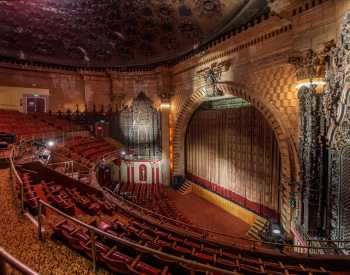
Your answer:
186,106 -> 281,217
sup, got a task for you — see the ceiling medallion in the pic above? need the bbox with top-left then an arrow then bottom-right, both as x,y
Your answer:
195,0 -> 224,16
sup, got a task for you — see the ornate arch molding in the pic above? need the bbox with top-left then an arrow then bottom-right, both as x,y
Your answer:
172,81 -> 298,230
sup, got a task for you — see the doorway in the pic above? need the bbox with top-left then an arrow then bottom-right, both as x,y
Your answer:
26,96 -> 46,113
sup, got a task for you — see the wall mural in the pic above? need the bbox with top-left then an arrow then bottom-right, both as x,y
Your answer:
118,92 -> 161,159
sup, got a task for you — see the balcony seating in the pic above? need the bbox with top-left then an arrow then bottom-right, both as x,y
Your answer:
30,112 -> 82,132
14,160 -> 341,274
53,137 -> 116,169
53,218 -> 331,275
0,109 -> 81,140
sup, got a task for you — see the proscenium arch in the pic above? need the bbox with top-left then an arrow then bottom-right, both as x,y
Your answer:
172,81 -> 298,232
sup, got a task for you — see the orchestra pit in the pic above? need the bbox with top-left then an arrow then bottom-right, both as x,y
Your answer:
1,0 -> 350,274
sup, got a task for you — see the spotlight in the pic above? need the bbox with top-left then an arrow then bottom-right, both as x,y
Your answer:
271,223 -> 282,235
121,151 -> 126,155
46,140 -> 55,147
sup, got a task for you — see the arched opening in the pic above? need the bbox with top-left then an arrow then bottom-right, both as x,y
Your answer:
172,82 -> 298,233
185,97 -> 281,220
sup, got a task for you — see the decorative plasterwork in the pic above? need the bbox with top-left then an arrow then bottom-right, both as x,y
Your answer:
196,60 -> 231,97
0,0 -> 266,67
325,20 -> 350,149
288,41 -> 335,83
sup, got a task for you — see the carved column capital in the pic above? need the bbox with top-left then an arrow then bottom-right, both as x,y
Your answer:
289,41 -> 335,89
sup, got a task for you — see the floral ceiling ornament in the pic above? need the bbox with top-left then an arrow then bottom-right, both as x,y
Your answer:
194,0 -> 225,16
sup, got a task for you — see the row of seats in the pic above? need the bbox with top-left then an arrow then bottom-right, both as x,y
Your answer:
53,217 -> 330,275
30,112 -> 82,132
18,169 -> 113,217
55,137 -> 115,166
111,182 -> 193,226
0,109 -> 73,140
15,158 -> 338,274
118,182 -> 162,204
20,172 -> 40,214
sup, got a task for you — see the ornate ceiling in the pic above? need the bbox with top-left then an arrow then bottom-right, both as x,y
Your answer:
0,0 -> 267,67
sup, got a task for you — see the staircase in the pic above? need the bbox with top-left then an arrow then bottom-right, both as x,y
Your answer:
246,215 -> 268,240
177,180 -> 192,195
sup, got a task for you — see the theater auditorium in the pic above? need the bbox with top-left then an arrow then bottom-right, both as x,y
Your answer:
0,0 -> 350,274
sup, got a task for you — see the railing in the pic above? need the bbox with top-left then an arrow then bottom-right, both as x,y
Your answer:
9,145 -> 25,214
37,200 -> 240,275
104,187 -> 350,256
49,151 -> 91,177
102,187 -> 321,254
8,131 -> 91,215
293,222 -> 350,255
0,247 -> 39,275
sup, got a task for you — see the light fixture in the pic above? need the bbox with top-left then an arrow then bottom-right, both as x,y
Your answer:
160,103 -> 171,110
271,223 -> 282,235
121,151 -> 126,156
46,140 -> 55,147
295,79 -> 326,89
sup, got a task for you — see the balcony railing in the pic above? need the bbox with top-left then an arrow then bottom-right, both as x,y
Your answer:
37,199 -> 240,275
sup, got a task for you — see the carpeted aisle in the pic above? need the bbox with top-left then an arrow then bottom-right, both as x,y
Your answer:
167,189 -> 250,237
0,167 -> 111,275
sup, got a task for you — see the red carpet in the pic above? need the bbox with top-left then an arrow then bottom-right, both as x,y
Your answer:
167,189 -> 250,237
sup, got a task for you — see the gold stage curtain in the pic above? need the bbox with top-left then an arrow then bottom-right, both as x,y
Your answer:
186,106 -> 280,217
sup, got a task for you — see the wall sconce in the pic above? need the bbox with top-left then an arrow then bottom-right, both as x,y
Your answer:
160,102 -> 171,110
295,78 -> 326,90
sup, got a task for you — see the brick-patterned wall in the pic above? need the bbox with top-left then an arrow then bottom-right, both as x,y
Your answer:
0,68 -> 166,112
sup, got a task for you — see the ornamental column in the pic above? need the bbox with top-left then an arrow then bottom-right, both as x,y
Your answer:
289,43 -> 333,237
159,92 -> 172,186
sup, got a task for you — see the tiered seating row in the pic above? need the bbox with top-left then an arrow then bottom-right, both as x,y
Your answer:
15,162 -> 343,274
56,136 -> 115,164
118,182 -> 161,204
0,109 -> 58,139
30,112 -> 82,132
0,109 -> 84,141
53,218 -> 330,275
53,137 -> 116,170
114,182 -> 193,226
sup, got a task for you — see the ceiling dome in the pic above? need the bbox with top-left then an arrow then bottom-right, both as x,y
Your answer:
0,0 -> 267,68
